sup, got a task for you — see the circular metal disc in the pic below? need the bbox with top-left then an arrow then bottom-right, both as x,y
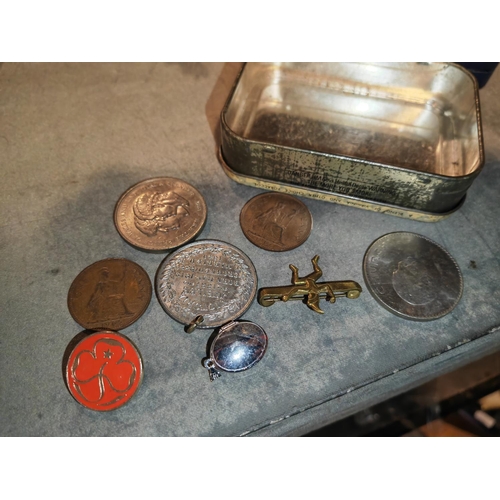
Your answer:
363,232 -> 463,321
240,192 -> 312,251
211,321 -> 268,373
65,330 -> 143,411
68,258 -> 152,330
155,240 -> 257,329
114,177 -> 207,251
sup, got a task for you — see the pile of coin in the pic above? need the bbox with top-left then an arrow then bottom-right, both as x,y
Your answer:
64,176 -> 213,410
64,177 -> 273,411
64,173 -> 465,411
65,258 -> 152,411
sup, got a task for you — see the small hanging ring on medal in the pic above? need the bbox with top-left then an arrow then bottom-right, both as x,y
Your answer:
155,240 -> 258,332
203,320 -> 268,381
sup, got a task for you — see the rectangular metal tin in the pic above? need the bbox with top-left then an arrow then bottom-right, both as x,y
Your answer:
220,63 -> 484,221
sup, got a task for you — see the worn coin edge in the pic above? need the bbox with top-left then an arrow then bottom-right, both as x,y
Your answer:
362,231 -> 464,321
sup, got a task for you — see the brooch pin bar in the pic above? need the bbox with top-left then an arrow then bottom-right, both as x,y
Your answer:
258,255 -> 362,314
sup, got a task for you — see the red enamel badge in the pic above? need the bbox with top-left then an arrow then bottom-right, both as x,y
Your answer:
65,331 -> 143,411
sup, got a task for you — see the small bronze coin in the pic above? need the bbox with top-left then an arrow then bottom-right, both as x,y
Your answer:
240,192 -> 312,251
114,177 -> 207,251
68,258 -> 152,330
363,232 -> 463,321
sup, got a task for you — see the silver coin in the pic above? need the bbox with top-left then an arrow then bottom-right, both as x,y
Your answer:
155,240 -> 257,329
363,232 -> 463,321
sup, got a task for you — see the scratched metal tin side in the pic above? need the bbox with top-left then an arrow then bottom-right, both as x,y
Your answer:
218,147 -> 464,222
219,63 -> 484,216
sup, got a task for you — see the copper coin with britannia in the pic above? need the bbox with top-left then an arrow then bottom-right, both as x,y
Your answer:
68,258 -> 152,331
240,192 -> 312,252
114,177 -> 207,251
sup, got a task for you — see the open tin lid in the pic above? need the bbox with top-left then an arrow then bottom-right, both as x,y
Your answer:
220,63 -> 484,219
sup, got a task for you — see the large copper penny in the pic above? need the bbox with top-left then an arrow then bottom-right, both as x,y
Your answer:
65,330 -> 143,411
155,240 -> 257,330
114,177 -> 207,251
363,232 -> 463,320
68,258 -> 152,330
240,192 -> 312,251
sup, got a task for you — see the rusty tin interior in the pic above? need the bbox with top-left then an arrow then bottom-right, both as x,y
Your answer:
220,63 -> 484,221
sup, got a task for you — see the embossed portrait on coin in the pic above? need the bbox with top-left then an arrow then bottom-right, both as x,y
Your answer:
392,257 -> 437,305
133,191 -> 189,236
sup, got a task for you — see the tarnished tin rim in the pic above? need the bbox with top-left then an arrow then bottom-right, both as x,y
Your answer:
218,147 -> 466,223
446,62 -> 485,177
220,62 -> 484,181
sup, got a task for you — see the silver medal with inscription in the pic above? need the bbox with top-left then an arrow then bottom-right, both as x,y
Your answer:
155,240 -> 258,331
363,232 -> 463,321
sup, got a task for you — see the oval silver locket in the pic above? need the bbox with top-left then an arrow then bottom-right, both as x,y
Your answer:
203,320 -> 268,381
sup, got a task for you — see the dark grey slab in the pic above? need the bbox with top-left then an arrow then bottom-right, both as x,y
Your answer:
1,63 -> 499,436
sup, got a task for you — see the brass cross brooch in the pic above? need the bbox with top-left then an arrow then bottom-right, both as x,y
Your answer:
257,255 -> 362,314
